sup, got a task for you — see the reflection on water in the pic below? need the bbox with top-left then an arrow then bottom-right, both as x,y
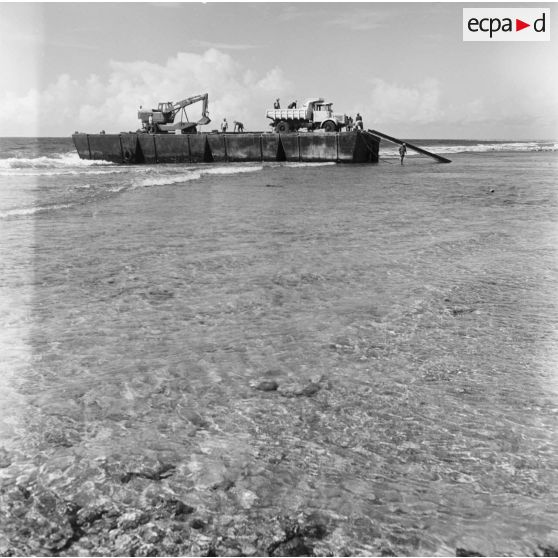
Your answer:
1,152 -> 558,556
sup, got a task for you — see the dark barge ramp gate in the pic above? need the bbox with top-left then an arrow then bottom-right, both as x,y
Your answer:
72,131 -> 380,165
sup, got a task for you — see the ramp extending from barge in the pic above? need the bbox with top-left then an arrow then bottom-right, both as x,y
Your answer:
72,131 -> 380,165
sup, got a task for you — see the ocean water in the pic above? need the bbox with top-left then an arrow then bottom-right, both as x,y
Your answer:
0,137 -> 557,556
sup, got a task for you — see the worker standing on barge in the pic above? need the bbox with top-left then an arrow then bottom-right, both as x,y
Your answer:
221,118 -> 228,133
355,113 -> 363,131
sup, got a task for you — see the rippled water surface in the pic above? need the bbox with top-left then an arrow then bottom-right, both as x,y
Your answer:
1,138 -> 558,556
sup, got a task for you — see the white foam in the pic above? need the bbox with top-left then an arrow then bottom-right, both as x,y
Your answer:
436,142 -> 556,154
0,203 -> 73,218
283,162 -> 336,168
379,141 -> 557,156
105,185 -> 128,193
0,152 -> 114,176
0,152 -> 112,168
133,165 -> 263,188
0,168 -> 132,177
202,165 -> 264,175
133,171 -> 202,188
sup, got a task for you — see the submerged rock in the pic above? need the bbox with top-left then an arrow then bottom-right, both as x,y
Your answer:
241,542 -> 259,556
300,383 -> 321,396
183,410 -> 210,429
165,499 -> 195,519
44,430 -> 74,448
235,488 -> 258,510
112,533 -> 139,556
450,307 -> 475,317
120,462 -> 176,483
0,448 -> 11,468
269,535 -> 313,557
456,548 -> 485,557
301,511 -> 329,540
190,518 -> 206,530
117,510 -> 150,530
253,380 -> 279,392
278,381 -> 321,398
139,523 -> 164,544
146,287 -> 175,300
76,505 -> 111,526
266,513 -> 331,557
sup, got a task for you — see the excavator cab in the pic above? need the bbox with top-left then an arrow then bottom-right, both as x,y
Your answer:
158,102 -> 174,119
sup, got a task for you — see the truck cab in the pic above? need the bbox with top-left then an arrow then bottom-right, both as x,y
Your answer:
310,102 -> 334,124
308,100 -> 348,132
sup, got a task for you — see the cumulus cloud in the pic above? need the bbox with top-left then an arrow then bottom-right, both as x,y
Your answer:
362,78 -> 444,126
0,49 -> 292,136
359,78 -> 514,135
361,76 -> 558,138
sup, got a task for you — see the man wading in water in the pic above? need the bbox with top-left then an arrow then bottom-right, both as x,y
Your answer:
399,143 -> 407,165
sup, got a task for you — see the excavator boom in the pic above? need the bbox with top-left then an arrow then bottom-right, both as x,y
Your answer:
172,93 -> 210,125
173,94 -> 206,111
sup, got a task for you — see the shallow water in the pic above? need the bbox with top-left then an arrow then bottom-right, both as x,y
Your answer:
1,139 -> 558,556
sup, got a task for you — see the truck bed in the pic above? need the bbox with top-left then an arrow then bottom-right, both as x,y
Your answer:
266,108 -> 310,120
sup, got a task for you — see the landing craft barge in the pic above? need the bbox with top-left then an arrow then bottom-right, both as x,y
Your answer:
72,131 -> 380,165
72,91 -> 450,165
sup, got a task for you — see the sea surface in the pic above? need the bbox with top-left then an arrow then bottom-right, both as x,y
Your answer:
0,137 -> 557,556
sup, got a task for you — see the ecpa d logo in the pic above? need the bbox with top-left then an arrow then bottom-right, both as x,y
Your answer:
463,8 -> 550,41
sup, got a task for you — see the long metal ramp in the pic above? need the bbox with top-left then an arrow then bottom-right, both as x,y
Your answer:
368,129 -> 452,163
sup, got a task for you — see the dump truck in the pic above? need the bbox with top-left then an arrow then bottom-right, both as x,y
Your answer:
138,93 -> 210,134
266,98 -> 348,133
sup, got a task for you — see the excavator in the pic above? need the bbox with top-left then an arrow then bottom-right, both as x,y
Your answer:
138,93 -> 210,134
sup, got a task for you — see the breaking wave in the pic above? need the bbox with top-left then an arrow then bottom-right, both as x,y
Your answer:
0,203 -> 74,219
282,162 -> 336,168
0,152 -> 112,168
433,142 -> 558,154
133,165 -> 263,188
380,141 -> 557,157
0,152 -> 114,176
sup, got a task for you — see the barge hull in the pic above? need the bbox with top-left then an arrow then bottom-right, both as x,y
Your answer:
72,132 -> 379,164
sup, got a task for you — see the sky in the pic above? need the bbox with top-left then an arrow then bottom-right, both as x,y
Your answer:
0,2 -> 556,139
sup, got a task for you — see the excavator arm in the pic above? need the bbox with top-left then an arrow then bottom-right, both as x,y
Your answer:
172,93 -> 210,126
